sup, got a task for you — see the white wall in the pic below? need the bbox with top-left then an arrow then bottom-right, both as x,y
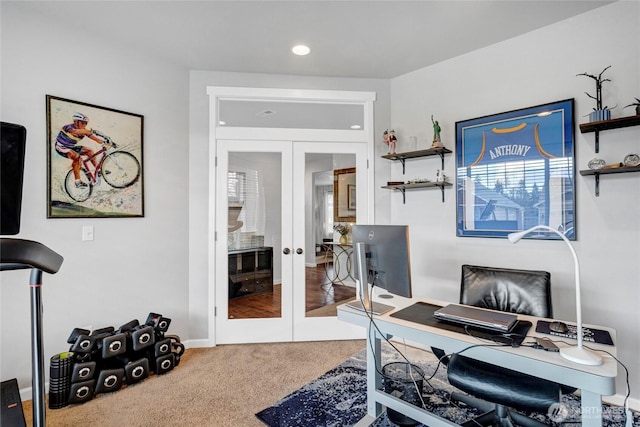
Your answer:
1,4 -> 190,392
389,1 -> 639,405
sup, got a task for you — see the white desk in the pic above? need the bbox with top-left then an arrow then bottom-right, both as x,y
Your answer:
337,297 -> 618,427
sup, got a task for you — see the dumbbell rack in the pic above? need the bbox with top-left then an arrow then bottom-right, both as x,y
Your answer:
51,312 -> 183,408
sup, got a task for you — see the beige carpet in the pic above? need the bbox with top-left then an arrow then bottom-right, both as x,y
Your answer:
23,340 -> 365,427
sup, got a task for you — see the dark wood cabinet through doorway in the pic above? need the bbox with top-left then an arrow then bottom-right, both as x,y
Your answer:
228,247 -> 273,298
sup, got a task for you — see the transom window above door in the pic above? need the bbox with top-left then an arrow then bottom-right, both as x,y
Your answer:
218,100 -> 364,130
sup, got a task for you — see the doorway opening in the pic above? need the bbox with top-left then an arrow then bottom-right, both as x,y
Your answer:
208,86 -> 375,344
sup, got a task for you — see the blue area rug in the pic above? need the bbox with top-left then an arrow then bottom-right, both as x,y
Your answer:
256,346 -> 639,427
255,352 -> 368,427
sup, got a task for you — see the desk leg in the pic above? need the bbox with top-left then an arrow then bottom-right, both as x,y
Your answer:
366,328 -> 383,418
580,390 -> 603,427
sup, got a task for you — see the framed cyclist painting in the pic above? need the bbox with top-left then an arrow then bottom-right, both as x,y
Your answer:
456,99 -> 575,240
46,95 -> 144,218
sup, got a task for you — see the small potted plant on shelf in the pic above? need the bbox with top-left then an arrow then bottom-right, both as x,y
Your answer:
577,65 -> 613,122
334,224 -> 350,245
624,98 -> 640,116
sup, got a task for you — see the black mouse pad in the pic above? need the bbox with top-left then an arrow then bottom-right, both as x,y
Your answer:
536,320 -> 614,345
390,301 -> 531,345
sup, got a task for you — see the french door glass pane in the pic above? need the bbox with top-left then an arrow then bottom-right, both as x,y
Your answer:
227,151 -> 282,319
305,153 -> 356,318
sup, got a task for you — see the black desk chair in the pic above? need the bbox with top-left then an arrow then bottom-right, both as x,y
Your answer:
439,264 -> 569,427
1,238 -> 64,427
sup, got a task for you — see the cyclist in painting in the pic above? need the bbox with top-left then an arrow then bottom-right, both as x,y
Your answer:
55,112 -> 104,188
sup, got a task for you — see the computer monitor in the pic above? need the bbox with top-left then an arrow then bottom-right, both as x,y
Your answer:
1,122 -> 26,235
346,224 -> 412,314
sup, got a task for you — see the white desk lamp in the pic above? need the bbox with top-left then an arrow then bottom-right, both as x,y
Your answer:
507,225 -> 603,366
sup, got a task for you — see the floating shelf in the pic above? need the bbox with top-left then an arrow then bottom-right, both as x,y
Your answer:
382,147 -> 452,174
579,115 -> 640,133
382,182 -> 452,204
579,115 -> 640,153
579,166 -> 640,196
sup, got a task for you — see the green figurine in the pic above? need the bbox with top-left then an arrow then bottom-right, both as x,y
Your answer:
431,115 -> 443,148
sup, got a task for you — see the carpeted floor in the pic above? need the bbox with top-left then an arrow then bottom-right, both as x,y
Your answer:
23,340 -> 365,427
256,343 -> 640,427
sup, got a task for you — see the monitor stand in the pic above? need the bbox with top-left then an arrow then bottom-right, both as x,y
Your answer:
348,242 -> 395,315
345,299 -> 394,316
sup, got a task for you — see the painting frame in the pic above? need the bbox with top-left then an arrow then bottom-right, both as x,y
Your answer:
333,167 -> 356,223
456,99 -> 575,240
46,95 -> 144,218
347,184 -> 356,210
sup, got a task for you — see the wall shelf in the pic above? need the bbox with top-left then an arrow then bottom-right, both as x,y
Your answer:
579,166 -> 640,197
382,147 -> 452,174
382,182 -> 452,204
578,114 -> 640,195
579,115 -> 640,153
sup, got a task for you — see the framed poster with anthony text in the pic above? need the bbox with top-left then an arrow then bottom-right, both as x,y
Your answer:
456,99 -> 575,240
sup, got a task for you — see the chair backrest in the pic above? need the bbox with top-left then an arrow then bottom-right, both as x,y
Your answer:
460,264 -> 552,318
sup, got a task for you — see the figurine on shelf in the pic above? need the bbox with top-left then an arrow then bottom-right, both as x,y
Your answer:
431,115 -> 444,148
388,129 -> 397,154
383,129 -> 392,154
624,153 -> 640,167
588,158 -> 606,170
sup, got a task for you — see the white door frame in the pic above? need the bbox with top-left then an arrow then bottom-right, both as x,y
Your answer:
207,86 -> 376,346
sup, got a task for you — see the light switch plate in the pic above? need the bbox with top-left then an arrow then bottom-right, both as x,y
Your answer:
82,226 -> 94,241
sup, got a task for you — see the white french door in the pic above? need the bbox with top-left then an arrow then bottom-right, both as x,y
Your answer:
293,141 -> 368,341
214,139 -> 367,344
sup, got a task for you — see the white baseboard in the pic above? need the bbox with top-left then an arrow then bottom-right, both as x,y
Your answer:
19,386 -> 32,403
182,338 -> 212,349
603,394 -> 640,412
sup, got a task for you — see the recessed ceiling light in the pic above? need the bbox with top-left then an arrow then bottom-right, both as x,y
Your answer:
219,120 -> 226,125
351,125 -> 361,129
292,45 -> 310,56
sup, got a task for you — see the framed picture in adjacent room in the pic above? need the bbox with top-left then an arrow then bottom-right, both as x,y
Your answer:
455,99 -> 575,240
46,95 -> 144,218
348,184 -> 356,210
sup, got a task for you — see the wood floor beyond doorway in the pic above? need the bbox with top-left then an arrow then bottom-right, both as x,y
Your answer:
228,264 -> 356,319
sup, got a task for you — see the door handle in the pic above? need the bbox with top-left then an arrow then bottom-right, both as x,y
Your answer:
283,248 -> 291,255
296,248 -> 303,254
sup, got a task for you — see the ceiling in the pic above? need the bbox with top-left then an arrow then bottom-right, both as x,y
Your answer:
10,1 -> 613,79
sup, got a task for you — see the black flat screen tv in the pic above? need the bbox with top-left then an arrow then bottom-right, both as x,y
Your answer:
1,122 -> 27,235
